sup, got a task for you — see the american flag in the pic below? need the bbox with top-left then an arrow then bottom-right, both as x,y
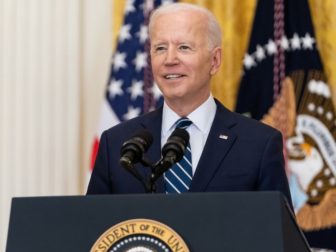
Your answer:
90,0 -> 174,171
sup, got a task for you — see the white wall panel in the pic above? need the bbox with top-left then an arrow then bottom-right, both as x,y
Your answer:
81,0 -> 113,188
0,0 -> 112,250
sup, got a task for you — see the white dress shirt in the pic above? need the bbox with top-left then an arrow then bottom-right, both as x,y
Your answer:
161,95 -> 217,175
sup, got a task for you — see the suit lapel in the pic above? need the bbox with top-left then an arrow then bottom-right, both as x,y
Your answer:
189,102 -> 237,192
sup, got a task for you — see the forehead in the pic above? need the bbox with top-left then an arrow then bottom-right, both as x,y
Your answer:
150,10 -> 208,41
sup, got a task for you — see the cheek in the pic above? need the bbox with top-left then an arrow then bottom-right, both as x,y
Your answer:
150,54 -> 164,68
188,56 -> 211,73
151,60 -> 158,72
150,56 -> 159,71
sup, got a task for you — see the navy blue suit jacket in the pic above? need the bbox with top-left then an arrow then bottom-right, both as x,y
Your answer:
87,101 -> 293,207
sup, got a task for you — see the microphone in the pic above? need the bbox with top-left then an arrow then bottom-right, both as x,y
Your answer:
152,128 -> 190,182
120,129 -> 153,170
162,128 -> 189,163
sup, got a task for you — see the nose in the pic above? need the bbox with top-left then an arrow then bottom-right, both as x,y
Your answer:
164,48 -> 179,66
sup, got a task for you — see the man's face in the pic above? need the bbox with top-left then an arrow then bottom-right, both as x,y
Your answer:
150,10 -> 221,107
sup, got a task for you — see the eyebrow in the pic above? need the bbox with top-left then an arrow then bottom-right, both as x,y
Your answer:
152,41 -> 168,47
152,41 -> 195,47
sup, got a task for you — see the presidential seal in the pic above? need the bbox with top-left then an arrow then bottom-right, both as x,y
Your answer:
90,219 -> 190,252
262,75 -> 336,231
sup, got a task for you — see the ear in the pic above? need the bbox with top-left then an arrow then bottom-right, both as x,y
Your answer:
210,47 -> 222,75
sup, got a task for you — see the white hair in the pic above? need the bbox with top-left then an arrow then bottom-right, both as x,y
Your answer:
148,3 -> 222,49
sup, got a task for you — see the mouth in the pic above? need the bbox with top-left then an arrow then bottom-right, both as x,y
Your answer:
163,74 -> 186,80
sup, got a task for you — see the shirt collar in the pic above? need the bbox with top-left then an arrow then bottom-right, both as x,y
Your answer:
162,95 -> 217,137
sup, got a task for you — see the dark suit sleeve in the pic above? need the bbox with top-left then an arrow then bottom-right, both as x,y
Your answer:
87,131 -> 112,194
257,130 -> 293,209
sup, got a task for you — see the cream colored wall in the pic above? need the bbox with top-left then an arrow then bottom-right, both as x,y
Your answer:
0,0 -> 112,250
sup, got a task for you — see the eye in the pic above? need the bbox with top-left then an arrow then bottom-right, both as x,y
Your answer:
153,46 -> 166,53
179,44 -> 191,51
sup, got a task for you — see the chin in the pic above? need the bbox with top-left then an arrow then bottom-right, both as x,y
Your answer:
162,88 -> 186,98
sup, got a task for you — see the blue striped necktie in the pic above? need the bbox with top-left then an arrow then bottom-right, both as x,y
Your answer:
164,117 -> 193,193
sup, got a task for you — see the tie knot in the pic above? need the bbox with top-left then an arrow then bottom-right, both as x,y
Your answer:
175,117 -> 192,129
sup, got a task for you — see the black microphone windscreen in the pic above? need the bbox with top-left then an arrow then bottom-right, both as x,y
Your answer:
120,129 -> 153,164
131,129 -> 153,151
170,128 -> 189,143
161,128 -> 189,162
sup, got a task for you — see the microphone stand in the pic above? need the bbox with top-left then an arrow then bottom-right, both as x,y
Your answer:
121,160 -> 151,193
121,156 -> 175,193
140,156 -> 175,193
139,157 -> 157,193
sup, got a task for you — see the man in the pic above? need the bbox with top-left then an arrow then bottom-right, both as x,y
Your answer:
87,3 -> 292,207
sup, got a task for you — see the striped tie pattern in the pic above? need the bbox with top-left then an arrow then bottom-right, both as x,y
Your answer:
164,118 -> 192,193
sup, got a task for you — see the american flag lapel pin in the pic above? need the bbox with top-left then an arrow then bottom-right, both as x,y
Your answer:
219,134 -> 228,140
